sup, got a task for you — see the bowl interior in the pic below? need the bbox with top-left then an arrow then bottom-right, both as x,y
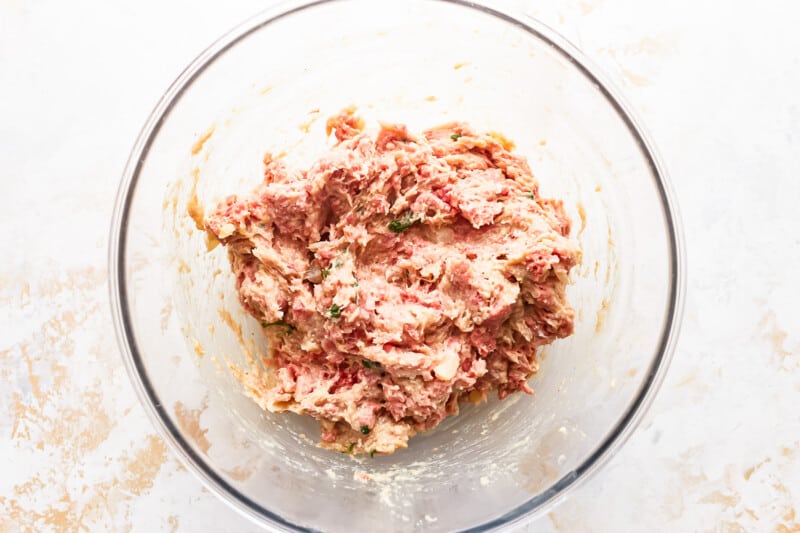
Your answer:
115,1 -> 678,531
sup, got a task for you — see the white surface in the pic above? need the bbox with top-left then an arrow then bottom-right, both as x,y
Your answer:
1,0 -> 798,531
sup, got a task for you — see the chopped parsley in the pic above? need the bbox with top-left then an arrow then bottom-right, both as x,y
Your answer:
450,133 -> 462,141
347,442 -> 355,453
388,212 -> 419,233
321,258 -> 344,279
525,190 -> 535,200
362,359 -> 381,369
352,279 -> 359,287
388,219 -> 412,232
327,303 -> 343,318
261,320 -> 292,330
370,449 -> 377,458
360,425 -> 371,435
261,320 -> 296,335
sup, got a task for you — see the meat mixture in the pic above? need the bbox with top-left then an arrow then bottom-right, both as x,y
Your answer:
205,109 -> 579,455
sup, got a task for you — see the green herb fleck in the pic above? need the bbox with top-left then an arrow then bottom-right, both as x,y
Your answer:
450,133 -> 462,141
262,320 -> 295,334
388,219 -> 407,232
526,190 -> 535,200
362,359 -> 381,369
322,258 -> 343,278
327,303 -> 343,318
370,449 -> 377,458
388,212 -> 419,233
347,442 -> 355,453
352,279 -> 359,287
360,425 -> 371,435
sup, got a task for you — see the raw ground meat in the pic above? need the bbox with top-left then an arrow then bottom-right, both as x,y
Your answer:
205,109 -> 580,455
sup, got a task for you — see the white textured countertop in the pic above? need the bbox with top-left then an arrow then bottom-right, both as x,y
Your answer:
2,0 -> 799,531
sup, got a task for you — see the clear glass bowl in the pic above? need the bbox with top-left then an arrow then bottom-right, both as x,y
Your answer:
109,1 -> 684,531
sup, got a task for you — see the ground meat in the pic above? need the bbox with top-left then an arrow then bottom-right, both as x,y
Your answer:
205,109 -> 580,455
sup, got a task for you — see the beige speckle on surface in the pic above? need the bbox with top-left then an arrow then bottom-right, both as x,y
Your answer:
759,310 -> 792,359
594,297 -> 609,332
743,458 -> 771,481
621,68 -> 651,87
167,515 -> 180,532
174,399 -> 211,454
698,490 -> 740,510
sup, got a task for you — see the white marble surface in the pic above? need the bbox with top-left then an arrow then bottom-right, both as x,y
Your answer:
2,0 -> 799,531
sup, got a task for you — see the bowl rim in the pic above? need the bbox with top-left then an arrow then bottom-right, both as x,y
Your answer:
108,0 -> 686,531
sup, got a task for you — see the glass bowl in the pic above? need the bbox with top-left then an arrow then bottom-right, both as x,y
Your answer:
109,0 -> 684,531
